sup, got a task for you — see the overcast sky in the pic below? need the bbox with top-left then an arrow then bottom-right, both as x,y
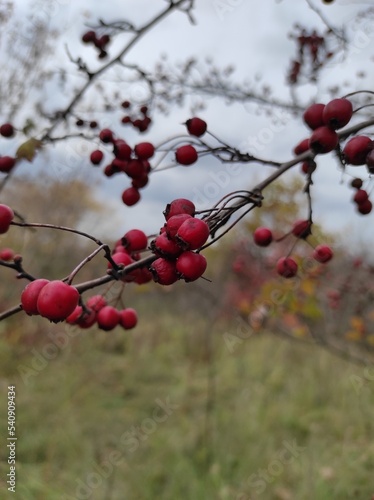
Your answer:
4,0 -> 374,253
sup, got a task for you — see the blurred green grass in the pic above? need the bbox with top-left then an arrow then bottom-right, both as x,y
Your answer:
0,312 -> 373,500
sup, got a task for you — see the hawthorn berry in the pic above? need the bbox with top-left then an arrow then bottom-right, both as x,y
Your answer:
176,218 -> 210,250
353,189 -> 368,205
293,138 -> 310,155
366,150 -> 374,172
134,142 -> 155,160
343,136 -> 372,165
107,251 -> 133,270
0,123 -> 14,138
66,306 -> 96,329
113,140 -> 132,160
357,199 -> 372,215
119,308 -> 138,329
0,156 -> 16,173
122,187 -> 141,206
276,257 -> 298,278
122,229 -> 148,252
292,220 -> 311,238
175,145 -> 198,165
253,227 -> 273,247
132,174 -> 149,189
86,295 -> 107,312
82,30 -> 96,43
99,128 -> 114,143
322,98 -> 353,129
0,248 -> 14,261
150,258 -> 179,285
303,103 -> 325,130
351,178 -> 363,189
0,204 -> 14,234
125,159 -> 147,179
309,126 -> 339,154
97,306 -> 120,331
164,198 -> 195,220
132,267 -> 153,285
89,121 -> 98,129
21,279 -> 50,316
165,213 -> 193,240
151,232 -> 183,259
313,245 -> 333,263
90,150 -> 104,165
121,100 -> 131,109
186,117 -> 207,137
37,280 -> 80,322
176,251 -> 207,282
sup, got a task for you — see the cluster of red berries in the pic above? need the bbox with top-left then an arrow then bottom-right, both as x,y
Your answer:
350,178 -> 372,215
90,131 -> 155,206
253,222 -> 333,278
0,123 -> 16,174
81,30 -> 111,59
120,101 -> 152,133
149,198 -> 209,284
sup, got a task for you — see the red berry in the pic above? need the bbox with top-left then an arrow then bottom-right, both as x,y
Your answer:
0,247 -> 14,261
104,164 -> 117,177
353,189 -> 368,204
132,267 -> 153,285
95,34 -> 110,49
176,251 -> 207,282
343,136 -> 372,165
107,251 -> 133,270
165,213 -> 193,240
134,142 -> 155,160
125,159 -> 146,179
176,218 -> 210,250
113,140 -> 132,160
140,106 -> 148,114
253,227 -> 273,247
0,204 -> 14,234
89,121 -> 98,129
276,257 -> 298,278
313,245 -> 333,263
121,100 -> 131,109
0,123 -> 14,138
150,258 -> 179,285
21,279 -> 50,316
37,281 -> 80,322
0,156 -> 16,173
97,306 -> 120,331
351,178 -> 363,189
90,150 -> 104,165
366,150 -> 374,172
186,117 -> 207,137
132,174 -> 149,189
122,187 -> 140,206
82,30 -> 96,43
99,128 -> 114,143
292,220 -> 311,238
66,306 -> 96,329
303,103 -> 325,130
86,295 -> 107,312
357,199 -> 372,215
293,138 -> 310,155
122,229 -> 148,252
175,145 -> 198,165
309,126 -> 339,154
150,233 -> 183,259
164,198 -> 195,220
119,308 -> 138,329
322,98 -> 353,129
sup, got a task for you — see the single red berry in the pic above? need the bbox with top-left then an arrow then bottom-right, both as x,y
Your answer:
176,218 -> 210,250
90,150 -> 104,165
322,98 -> 353,129
293,138 -> 310,155
107,251 -> 133,270
0,156 -> 16,173
125,159 -> 147,179
309,126 -> 339,154
99,128 -> 114,143
86,295 -> 107,312
353,189 -> 368,204
303,103 -> 325,130
0,123 -> 14,138
151,233 -> 183,259
134,142 -> 155,160
0,204 -> 14,234
89,121 -> 98,129
175,145 -> 198,165
95,34 -> 110,49
122,187 -> 140,206
351,178 -> 363,189
76,308 -> 97,329
121,100 -> 131,109
21,279 -> 50,316
132,174 -> 149,189
104,164 -> 117,177
37,280 -> 80,322
82,30 -> 96,43
140,105 -> 148,115
292,220 -> 311,238
122,229 -> 148,252
253,227 -> 273,247
0,247 -> 14,261
165,213 -> 193,240
97,306 -> 120,331
164,198 -> 195,220
276,257 -> 298,278
343,136 -> 372,165
313,245 -> 333,263
186,117 -> 207,137
132,267 -> 153,285
176,251 -> 207,282
357,199 -> 372,215
119,308 -> 138,329
113,140 -> 132,160
150,258 -> 179,285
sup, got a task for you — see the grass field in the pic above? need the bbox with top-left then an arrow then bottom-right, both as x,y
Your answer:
0,310 -> 373,500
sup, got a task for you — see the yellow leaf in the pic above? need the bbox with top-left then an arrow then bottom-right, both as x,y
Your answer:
16,138 -> 43,162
